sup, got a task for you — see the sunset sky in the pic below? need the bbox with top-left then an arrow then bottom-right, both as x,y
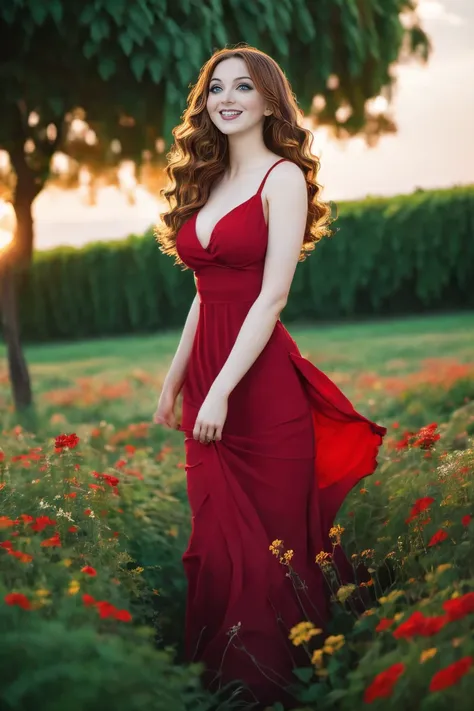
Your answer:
28,0 -> 474,250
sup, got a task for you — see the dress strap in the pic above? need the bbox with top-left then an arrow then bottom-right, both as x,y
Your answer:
256,158 -> 289,195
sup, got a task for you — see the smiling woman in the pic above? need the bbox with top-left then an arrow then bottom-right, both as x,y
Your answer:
154,44 -> 386,710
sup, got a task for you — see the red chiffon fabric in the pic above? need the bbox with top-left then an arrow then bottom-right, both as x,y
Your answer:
175,158 -> 386,708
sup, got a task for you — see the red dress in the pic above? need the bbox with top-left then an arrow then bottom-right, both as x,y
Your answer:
175,158 -> 386,708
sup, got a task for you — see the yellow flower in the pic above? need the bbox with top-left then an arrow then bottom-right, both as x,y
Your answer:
379,590 -> 404,605
420,647 -> 437,663
315,551 -> 333,569
280,549 -> 294,565
68,580 -> 80,595
311,649 -> 324,668
289,621 -> 323,646
63,558 -> 73,567
131,566 -> 144,575
336,584 -> 356,603
435,563 -> 453,575
394,612 -> 404,621
329,524 -> 345,544
269,539 -> 284,557
361,549 -> 375,559
323,635 -> 345,654
362,608 -> 376,617
451,591 -> 460,599
35,589 -> 50,597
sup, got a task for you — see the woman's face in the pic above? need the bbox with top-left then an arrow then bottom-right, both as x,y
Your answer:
206,56 -> 270,134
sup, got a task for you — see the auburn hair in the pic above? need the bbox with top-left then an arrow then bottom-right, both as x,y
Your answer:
155,44 -> 333,270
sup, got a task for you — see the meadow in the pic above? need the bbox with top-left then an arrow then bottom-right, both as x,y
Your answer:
0,310 -> 473,711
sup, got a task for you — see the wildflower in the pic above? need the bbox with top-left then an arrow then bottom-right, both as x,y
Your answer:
462,514 -> 472,527
376,618 -> 394,632
392,610 -> 448,639
114,609 -> 132,622
379,590 -> 404,605
63,558 -> 73,567
35,589 -> 50,598
81,566 -> 97,576
322,634 -> 345,654
269,539 -> 284,556
364,662 -> 405,703
40,533 -> 61,547
289,621 -> 323,646
361,549 -> 375,559
30,516 -> 57,532
55,433 -> 80,451
405,497 -> 435,524
435,563 -> 453,575
5,592 -> 31,610
336,584 -> 356,603
68,526 -> 78,533
311,649 -> 324,669
442,592 -> 474,622
68,580 -> 80,595
82,593 -> 96,607
360,488 -> 368,494
412,423 -> 440,450
420,648 -> 438,663
329,524 -> 344,544
427,530 -> 448,547
315,551 -> 333,570
429,656 -> 472,692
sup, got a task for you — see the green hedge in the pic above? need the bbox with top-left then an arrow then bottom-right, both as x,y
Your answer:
15,184 -> 474,343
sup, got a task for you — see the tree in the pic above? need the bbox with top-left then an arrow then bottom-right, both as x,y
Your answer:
0,0 -> 430,413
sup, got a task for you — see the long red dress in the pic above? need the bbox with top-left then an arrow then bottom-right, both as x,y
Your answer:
175,158 -> 386,709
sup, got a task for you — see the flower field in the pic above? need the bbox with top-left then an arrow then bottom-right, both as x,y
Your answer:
0,312 -> 473,711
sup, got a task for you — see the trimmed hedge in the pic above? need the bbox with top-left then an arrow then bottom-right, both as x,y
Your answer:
15,184 -> 474,343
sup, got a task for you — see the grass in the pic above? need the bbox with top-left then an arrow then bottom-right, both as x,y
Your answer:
0,310 -> 473,710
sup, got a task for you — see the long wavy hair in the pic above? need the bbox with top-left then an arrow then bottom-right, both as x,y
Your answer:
155,44 -> 333,270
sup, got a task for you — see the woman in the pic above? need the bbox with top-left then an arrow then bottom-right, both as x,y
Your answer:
154,45 -> 386,710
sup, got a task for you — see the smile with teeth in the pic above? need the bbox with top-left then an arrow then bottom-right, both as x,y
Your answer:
220,110 -> 242,117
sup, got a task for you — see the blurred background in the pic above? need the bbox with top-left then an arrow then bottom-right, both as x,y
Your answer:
1,0 -> 473,251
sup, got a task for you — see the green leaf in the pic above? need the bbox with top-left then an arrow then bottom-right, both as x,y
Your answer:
98,57 -> 116,81
91,17 -> 110,43
119,32 -> 134,56
148,57 -> 163,83
83,40 -> 97,59
29,1 -> 48,25
131,53 -> 147,81
79,5 -> 96,26
49,0 -> 63,25
292,666 -> 315,683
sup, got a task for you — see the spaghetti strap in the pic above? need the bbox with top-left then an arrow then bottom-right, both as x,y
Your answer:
256,158 -> 289,195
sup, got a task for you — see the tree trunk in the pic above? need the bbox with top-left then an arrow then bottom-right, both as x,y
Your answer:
0,174 -> 36,412
0,258 -> 32,410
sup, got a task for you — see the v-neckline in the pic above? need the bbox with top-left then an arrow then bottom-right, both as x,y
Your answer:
193,192 -> 262,252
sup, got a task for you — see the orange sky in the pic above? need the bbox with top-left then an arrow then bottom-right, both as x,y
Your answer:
25,0 -> 474,250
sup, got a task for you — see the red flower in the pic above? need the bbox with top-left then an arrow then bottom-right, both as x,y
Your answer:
364,662 -> 405,703
442,592 -> 474,622
20,514 -> 34,523
429,656 -> 472,692
64,492 -> 77,499
92,471 -> 120,487
392,610 -> 448,639
81,566 -> 97,576
114,608 -> 132,622
376,618 -> 394,632
462,514 -> 472,527
84,509 -> 92,516
428,530 -> 448,547
412,423 -> 440,450
96,601 -> 116,619
68,525 -> 78,533
4,592 -> 31,610
40,532 -> 61,547
406,496 -> 435,524
30,516 -> 57,532
395,430 -> 416,450
82,593 -> 96,607
55,433 -> 80,450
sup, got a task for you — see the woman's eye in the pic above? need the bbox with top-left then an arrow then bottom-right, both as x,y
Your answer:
209,84 -> 252,93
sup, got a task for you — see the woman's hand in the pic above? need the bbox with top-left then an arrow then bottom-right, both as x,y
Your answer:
153,388 -> 180,429
193,389 -> 228,444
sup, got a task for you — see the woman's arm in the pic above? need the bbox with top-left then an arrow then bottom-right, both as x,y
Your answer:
161,283 -> 200,398
209,161 -> 308,399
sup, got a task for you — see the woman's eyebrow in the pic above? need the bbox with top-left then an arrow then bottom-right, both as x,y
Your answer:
209,76 -> 252,83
